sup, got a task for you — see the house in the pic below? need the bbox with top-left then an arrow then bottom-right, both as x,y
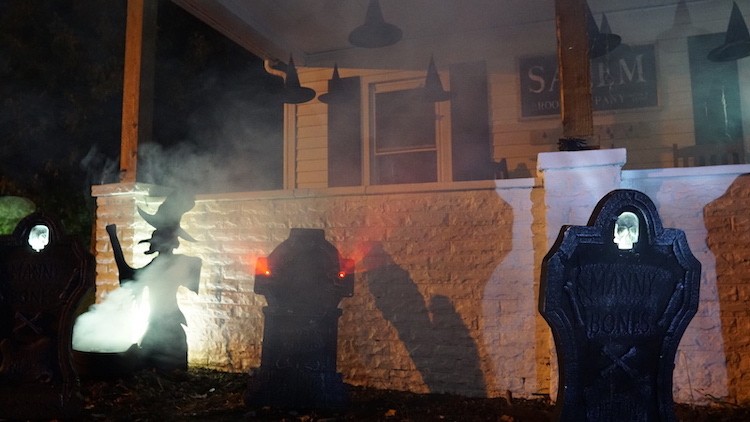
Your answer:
93,0 -> 750,404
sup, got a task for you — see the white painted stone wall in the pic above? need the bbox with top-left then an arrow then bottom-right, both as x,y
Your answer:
537,149 -> 750,404
92,149 -> 750,405
622,165 -> 750,404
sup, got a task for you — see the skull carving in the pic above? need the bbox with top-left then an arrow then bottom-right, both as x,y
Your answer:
614,212 -> 639,250
28,225 -> 50,252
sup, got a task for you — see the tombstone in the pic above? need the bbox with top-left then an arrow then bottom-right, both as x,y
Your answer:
0,212 -> 94,420
245,228 -> 354,410
540,189 -> 700,421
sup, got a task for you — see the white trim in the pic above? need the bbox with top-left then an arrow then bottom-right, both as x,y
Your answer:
363,73 -> 453,185
537,148 -> 628,172
191,177 -> 537,203
283,103 -> 297,189
623,163 -> 750,180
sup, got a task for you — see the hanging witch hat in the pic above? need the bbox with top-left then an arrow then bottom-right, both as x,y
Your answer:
138,190 -> 197,254
282,55 -> 316,104
348,0 -> 402,48
708,2 -> 750,61
673,0 -> 692,27
318,64 -> 347,104
423,55 -> 450,102
586,3 -> 621,58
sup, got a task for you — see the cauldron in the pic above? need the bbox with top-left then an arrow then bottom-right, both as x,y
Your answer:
71,343 -> 142,379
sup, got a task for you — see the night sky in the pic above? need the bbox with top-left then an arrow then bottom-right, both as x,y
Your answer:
0,0 -> 284,237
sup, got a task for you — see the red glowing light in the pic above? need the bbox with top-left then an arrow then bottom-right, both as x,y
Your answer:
255,256 -> 271,277
338,258 -> 355,278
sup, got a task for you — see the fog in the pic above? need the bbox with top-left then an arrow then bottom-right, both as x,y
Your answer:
138,95 -> 282,193
72,280 -> 150,353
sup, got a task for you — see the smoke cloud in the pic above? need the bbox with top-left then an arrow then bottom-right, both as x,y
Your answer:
139,87 -> 283,193
80,144 -> 120,186
72,243 -> 201,355
72,280 -> 149,353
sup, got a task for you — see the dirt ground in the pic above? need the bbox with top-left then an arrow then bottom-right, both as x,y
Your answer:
78,368 -> 750,421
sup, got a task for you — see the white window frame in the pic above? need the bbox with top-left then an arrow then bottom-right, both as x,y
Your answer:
362,74 -> 452,185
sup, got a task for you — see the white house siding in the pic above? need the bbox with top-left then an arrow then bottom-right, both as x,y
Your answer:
289,1 -> 750,187
93,149 -> 750,405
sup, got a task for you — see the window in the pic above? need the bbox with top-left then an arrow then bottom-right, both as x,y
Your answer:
326,61 -> 492,187
367,77 -> 451,185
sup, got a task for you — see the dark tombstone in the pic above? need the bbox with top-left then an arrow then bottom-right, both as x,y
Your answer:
245,228 -> 354,411
0,212 -> 93,420
540,189 -> 701,421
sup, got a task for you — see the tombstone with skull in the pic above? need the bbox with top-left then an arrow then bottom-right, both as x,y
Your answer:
540,189 -> 701,421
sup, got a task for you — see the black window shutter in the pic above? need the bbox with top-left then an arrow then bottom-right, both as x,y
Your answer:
450,61 -> 492,181
327,76 -> 362,187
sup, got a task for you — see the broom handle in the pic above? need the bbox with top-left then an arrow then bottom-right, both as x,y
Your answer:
105,224 -> 136,284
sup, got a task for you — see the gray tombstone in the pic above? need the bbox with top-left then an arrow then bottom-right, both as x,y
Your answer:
0,212 -> 94,419
245,228 -> 354,411
540,189 -> 700,421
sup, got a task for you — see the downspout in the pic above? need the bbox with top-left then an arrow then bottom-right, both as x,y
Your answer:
264,58 -> 298,190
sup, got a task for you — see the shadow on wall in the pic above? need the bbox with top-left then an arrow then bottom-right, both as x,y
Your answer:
704,173 -> 750,404
363,242 -> 486,395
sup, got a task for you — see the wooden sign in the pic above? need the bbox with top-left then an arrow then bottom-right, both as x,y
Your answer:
520,45 -> 658,117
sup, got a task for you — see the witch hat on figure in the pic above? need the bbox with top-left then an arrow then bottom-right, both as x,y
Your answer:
138,190 -> 197,254
709,2 -> 750,61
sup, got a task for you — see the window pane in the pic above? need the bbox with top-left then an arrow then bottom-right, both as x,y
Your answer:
375,89 -> 436,152
373,151 -> 437,185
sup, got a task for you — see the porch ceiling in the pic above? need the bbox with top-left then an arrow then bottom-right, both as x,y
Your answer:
172,0 -> 704,69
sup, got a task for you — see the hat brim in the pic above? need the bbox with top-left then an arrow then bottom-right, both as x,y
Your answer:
589,34 -> 622,58
283,87 -> 316,104
708,41 -> 750,61
319,91 -> 354,104
348,23 -> 402,48
137,207 -> 162,228
137,207 -> 197,242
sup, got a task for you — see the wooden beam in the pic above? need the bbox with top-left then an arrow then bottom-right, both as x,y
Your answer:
119,0 -> 157,183
555,0 -> 594,143
172,0 -> 290,62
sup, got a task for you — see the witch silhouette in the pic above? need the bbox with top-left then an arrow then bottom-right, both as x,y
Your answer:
106,190 -> 201,372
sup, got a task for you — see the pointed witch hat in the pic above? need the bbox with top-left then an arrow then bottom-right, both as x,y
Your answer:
586,3 -> 621,58
282,55 -> 316,104
138,190 -> 197,250
673,0 -> 692,27
708,2 -> 750,61
318,64 -> 348,104
422,56 -> 450,102
348,0 -> 402,48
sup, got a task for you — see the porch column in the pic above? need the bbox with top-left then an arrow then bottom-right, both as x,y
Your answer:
536,148 -> 627,399
555,0 -> 594,145
120,0 -> 157,182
